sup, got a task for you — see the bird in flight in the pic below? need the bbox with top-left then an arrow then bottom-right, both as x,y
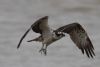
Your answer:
17,16 -> 95,58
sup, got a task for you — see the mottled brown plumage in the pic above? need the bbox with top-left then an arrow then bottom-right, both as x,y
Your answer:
17,16 -> 95,58
55,23 -> 95,58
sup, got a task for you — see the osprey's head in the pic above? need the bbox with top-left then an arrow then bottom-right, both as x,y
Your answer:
55,31 -> 65,37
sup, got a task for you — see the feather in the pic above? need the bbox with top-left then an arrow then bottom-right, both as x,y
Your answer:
55,23 -> 95,58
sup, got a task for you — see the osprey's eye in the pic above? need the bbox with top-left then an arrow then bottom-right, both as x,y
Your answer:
58,32 -> 62,34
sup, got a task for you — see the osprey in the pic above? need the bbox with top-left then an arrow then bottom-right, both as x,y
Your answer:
17,16 -> 95,58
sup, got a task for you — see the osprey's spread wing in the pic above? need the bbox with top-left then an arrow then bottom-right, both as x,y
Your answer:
55,23 -> 95,58
31,16 -> 49,34
17,16 -> 49,48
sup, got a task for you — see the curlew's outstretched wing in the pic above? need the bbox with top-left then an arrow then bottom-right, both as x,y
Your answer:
55,23 -> 95,58
17,16 -> 49,49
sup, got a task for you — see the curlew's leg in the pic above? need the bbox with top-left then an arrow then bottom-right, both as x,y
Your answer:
39,44 -> 47,55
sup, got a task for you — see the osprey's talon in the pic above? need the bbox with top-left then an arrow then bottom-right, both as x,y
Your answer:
43,49 -> 47,55
39,49 -> 47,55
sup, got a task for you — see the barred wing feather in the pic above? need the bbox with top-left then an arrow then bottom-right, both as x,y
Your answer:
55,23 -> 95,58
17,16 -> 48,48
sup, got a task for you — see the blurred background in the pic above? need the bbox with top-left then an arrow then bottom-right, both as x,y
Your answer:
0,0 -> 100,67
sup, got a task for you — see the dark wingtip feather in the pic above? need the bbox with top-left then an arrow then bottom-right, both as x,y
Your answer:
42,16 -> 48,19
17,44 -> 20,49
84,48 -> 90,58
80,47 -> 84,54
84,43 -> 95,58
88,47 -> 93,58
17,27 -> 31,49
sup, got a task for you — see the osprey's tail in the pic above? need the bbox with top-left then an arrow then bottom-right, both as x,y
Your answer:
17,27 -> 31,49
27,36 -> 43,42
